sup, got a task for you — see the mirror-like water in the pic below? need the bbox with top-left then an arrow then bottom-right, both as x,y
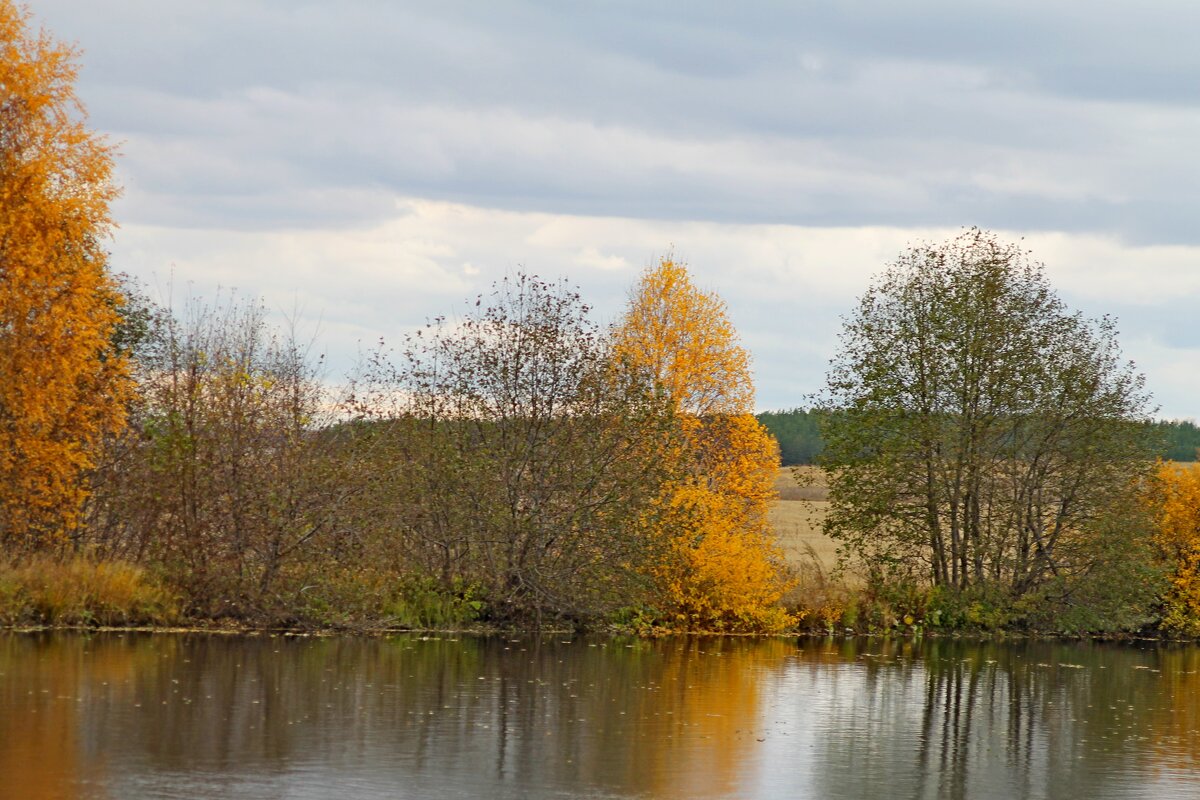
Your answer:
2,633 -> 1199,799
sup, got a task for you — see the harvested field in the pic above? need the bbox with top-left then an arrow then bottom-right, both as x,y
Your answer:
769,467 -> 839,572
770,499 -> 836,570
773,465 -> 828,501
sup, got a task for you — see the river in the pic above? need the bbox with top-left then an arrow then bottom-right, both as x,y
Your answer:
2,633 -> 1199,799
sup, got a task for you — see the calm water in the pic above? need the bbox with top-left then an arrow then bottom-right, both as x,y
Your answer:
2,633 -> 1200,799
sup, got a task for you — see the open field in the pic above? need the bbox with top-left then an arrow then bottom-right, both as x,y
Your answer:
773,464 -> 828,500
768,467 -> 839,572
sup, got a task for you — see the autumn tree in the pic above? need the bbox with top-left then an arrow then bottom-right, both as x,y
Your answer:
355,274 -> 681,625
614,256 -> 793,632
616,257 -> 753,416
0,3 -> 129,549
82,292 -> 358,618
1146,462 -> 1200,636
820,229 -> 1159,628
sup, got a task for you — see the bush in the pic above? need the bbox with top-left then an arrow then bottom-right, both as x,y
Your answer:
782,546 -> 847,633
383,576 -> 487,630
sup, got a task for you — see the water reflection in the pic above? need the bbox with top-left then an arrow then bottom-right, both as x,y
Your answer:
792,639 -> 1200,800
1,634 -> 1199,799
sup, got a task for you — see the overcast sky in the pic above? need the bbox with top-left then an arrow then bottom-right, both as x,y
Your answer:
25,1 -> 1200,417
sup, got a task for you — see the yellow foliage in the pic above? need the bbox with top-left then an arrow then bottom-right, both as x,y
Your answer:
1147,461 -> 1200,636
614,256 -> 753,416
616,257 -> 794,632
654,476 -> 795,632
0,3 -> 129,548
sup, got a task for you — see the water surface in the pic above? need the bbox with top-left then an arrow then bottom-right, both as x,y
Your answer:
2,633 -> 1199,799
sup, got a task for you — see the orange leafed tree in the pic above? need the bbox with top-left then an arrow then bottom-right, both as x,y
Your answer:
616,257 -> 754,417
0,2 -> 129,548
614,256 -> 793,632
1147,461 -> 1200,635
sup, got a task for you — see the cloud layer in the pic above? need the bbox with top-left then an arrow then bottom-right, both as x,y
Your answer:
25,1 -> 1200,417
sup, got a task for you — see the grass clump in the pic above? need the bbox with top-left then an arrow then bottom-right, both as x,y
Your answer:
0,556 -> 178,626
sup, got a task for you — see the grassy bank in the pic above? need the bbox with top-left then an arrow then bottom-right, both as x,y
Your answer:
767,468 -> 1160,637
0,556 -> 496,632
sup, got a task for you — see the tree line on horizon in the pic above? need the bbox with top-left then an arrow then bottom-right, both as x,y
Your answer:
758,408 -> 1200,466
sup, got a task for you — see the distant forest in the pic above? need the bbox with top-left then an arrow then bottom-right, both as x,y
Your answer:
757,409 -> 1200,466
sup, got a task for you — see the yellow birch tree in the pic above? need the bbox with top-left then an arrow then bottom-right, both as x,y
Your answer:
0,2 -> 129,549
614,256 -> 793,631
1147,461 -> 1200,635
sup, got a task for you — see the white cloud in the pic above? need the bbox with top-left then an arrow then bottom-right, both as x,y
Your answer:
113,197 -> 1200,418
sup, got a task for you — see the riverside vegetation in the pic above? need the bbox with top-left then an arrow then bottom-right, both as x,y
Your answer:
3,2 -> 1200,637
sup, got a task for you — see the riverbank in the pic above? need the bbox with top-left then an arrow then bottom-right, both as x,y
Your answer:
2,616 -> 1182,643
0,463 -> 1169,639
0,552 -> 1173,639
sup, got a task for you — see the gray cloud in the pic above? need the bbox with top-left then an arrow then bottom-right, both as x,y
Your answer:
20,1 -> 1200,417
25,0 -> 1200,240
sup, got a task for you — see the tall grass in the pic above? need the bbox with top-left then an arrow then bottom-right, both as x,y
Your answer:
781,543 -> 856,632
0,556 -> 177,626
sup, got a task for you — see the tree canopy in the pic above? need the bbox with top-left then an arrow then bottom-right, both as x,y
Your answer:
353,274 -> 682,624
819,229 -> 1158,625
0,3 -> 129,548
1147,462 -> 1200,636
615,256 -> 792,631
614,256 -> 753,416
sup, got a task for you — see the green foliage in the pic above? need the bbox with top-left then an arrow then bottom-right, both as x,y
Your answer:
384,577 -> 487,630
1152,419 -> 1200,462
758,410 -> 1198,465
819,229 -> 1156,630
922,585 -> 1013,630
608,605 -> 667,635
755,408 -> 825,465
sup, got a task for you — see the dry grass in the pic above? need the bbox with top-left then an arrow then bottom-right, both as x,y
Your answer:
769,499 -> 837,570
769,467 -> 837,571
773,465 -> 828,501
768,467 -> 865,628
0,556 -> 178,626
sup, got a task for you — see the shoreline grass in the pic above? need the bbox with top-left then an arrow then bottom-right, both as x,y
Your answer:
0,556 -> 178,627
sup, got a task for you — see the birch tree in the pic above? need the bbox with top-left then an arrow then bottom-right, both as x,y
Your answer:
615,256 -> 793,632
0,3 -> 130,548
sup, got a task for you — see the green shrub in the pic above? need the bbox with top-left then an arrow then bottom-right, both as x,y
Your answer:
383,576 -> 486,629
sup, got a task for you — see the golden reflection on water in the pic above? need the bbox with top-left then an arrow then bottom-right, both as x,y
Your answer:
2,634 -> 1200,799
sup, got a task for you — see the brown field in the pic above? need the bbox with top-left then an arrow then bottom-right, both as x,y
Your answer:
768,467 -> 839,572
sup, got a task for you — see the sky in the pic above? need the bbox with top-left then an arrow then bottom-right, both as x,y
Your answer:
24,1 -> 1200,417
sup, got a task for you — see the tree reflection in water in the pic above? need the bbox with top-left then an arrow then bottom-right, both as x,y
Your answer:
2,634 -> 1199,799
801,638 -> 1200,800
